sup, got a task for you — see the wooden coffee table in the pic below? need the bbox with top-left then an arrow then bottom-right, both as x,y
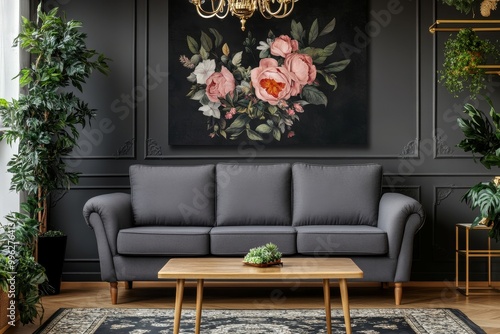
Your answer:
158,257 -> 363,334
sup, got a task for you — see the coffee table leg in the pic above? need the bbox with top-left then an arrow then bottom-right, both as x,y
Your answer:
323,279 -> 332,334
195,279 -> 204,334
173,279 -> 185,334
339,278 -> 352,334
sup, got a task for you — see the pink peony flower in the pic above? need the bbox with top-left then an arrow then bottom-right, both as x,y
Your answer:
251,58 -> 295,106
225,112 -> 233,120
205,66 -> 236,103
284,53 -> 317,86
270,35 -> 299,58
287,109 -> 295,116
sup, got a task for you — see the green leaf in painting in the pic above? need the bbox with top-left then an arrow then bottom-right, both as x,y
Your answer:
317,70 -> 338,90
323,42 -> 337,55
200,31 -> 213,52
187,35 -> 199,54
290,20 -> 304,43
301,85 -> 328,106
256,124 -> 273,134
323,59 -> 351,73
308,19 -> 319,45
319,18 -> 336,36
246,128 -> 264,141
227,114 -> 250,130
272,128 -> 282,141
209,28 -> 223,47
232,51 -> 243,67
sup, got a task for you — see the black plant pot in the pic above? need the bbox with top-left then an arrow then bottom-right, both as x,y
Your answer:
37,235 -> 67,295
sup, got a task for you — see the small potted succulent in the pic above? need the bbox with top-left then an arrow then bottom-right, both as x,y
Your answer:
243,243 -> 283,267
439,28 -> 500,99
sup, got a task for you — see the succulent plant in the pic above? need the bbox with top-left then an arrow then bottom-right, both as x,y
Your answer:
243,243 -> 282,264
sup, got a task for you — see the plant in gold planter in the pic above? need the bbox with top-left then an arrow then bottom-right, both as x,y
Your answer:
457,99 -> 500,240
439,28 -> 500,99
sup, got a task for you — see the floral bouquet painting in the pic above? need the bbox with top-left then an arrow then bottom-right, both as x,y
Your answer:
178,18 -> 351,143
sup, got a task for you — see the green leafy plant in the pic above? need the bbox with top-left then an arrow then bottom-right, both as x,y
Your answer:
462,178 -> 500,240
457,99 -> 500,168
439,28 -> 499,99
0,5 -> 109,324
441,0 -> 478,14
0,198 -> 49,325
457,99 -> 500,240
243,243 -> 282,265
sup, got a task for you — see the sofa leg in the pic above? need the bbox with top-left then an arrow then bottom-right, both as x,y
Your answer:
395,282 -> 402,305
110,282 -> 118,305
125,281 -> 133,289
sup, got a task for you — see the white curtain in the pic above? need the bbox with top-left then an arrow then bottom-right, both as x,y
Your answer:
0,0 -> 23,219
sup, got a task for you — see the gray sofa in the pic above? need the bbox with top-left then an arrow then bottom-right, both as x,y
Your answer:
83,163 -> 425,305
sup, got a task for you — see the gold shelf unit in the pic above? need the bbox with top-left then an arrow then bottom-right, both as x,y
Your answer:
429,19 -> 500,33
430,20 -> 500,75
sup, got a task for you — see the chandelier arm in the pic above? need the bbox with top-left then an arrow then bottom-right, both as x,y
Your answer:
194,0 -> 230,19
259,0 -> 295,19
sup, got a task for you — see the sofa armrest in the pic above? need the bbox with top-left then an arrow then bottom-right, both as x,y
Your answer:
377,192 -> 425,270
83,192 -> 134,282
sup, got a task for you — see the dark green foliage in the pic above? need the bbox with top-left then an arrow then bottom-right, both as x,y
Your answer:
441,0 -> 478,14
457,99 -> 500,240
439,28 -> 499,98
457,99 -> 500,169
462,180 -> 500,240
0,5 -> 109,325
0,198 -> 49,325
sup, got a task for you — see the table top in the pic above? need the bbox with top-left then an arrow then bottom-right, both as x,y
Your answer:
158,257 -> 363,280
456,223 -> 492,230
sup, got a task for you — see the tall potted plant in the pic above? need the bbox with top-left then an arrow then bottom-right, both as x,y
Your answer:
0,4 -> 109,324
457,98 -> 500,240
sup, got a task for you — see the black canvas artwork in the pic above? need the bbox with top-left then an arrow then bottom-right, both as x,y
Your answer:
168,0 -> 368,146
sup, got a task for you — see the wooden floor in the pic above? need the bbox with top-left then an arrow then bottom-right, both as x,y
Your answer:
5,281 -> 500,333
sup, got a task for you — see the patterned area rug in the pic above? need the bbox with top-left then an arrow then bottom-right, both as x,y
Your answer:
33,308 -> 485,334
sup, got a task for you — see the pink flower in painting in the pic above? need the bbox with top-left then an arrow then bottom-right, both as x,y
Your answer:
284,53 -> 317,86
270,35 -> 299,58
205,66 -> 236,103
287,109 -> 295,116
287,131 -> 295,138
293,103 -> 304,113
251,58 -> 295,105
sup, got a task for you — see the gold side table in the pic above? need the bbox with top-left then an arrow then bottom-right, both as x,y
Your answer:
455,223 -> 500,296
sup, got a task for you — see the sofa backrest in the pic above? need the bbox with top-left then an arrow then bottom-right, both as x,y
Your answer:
129,164 -> 215,226
292,163 -> 382,226
216,163 -> 292,226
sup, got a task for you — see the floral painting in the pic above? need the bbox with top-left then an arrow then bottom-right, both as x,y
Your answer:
168,0 -> 368,146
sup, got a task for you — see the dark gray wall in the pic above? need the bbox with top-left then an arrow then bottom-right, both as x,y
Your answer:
45,0 -> 500,281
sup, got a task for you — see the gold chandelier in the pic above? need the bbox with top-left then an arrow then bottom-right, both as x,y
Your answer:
188,0 -> 297,31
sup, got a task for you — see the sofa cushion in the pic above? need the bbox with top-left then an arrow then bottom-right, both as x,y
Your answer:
210,226 -> 297,255
129,164 -> 215,226
117,226 -> 211,255
295,225 -> 388,255
292,163 -> 382,226
216,163 -> 292,226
